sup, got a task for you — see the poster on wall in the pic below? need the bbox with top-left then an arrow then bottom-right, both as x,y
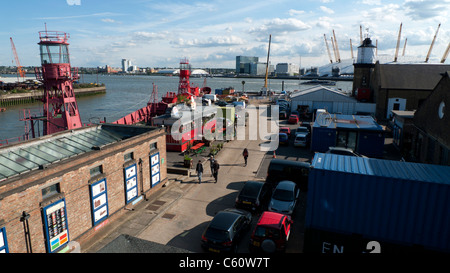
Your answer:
150,153 -> 160,187
90,178 -> 109,226
42,198 -> 69,253
124,164 -> 138,204
0,227 -> 9,253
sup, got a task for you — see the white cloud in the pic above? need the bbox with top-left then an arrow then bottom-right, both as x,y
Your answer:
319,6 -> 335,15
404,0 -> 450,20
288,9 -> 305,16
101,18 -> 115,23
171,35 -> 246,48
248,18 -> 311,36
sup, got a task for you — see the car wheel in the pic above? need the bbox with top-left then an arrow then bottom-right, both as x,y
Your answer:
261,239 -> 276,253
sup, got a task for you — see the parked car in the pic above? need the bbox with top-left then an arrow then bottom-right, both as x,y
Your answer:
201,208 -> 252,253
216,100 -> 228,106
326,147 -> 366,157
266,159 -> 310,192
249,211 -> 292,253
235,181 -> 272,213
279,133 -> 289,146
294,126 -> 309,136
279,127 -> 291,137
288,114 -> 299,124
268,181 -> 299,216
279,110 -> 288,119
294,133 -> 308,147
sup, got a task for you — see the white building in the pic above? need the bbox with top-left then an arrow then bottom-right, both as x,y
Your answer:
276,63 -> 299,76
290,85 -> 376,115
122,59 -> 132,73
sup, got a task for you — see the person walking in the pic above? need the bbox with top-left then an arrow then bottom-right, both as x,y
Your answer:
212,160 -> 220,183
243,148 -> 249,167
196,160 -> 203,184
208,156 -> 215,177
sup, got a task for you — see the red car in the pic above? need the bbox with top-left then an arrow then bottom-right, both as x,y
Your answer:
249,211 -> 292,253
288,114 -> 299,124
279,127 -> 291,136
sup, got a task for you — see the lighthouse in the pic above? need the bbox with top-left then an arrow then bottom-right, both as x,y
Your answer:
352,37 -> 377,101
35,30 -> 82,135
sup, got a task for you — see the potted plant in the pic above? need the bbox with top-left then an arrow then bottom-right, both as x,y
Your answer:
184,154 -> 193,168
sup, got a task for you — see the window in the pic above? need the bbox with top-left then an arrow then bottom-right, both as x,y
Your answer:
150,142 -> 157,151
42,183 -> 61,199
124,152 -> 134,162
90,165 -> 103,178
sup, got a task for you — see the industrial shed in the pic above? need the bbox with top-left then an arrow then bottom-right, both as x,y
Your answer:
290,85 -> 375,115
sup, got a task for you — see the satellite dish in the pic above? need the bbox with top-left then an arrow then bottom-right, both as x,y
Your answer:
317,111 -> 332,127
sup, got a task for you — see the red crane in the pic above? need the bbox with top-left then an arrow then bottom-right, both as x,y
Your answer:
10,37 -> 25,81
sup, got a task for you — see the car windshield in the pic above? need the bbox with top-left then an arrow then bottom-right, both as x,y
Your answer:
296,128 -> 308,133
205,227 -> 230,241
254,226 -> 280,240
273,189 -> 294,201
240,183 -> 260,198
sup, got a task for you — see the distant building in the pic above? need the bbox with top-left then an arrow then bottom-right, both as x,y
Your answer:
122,59 -> 132,73
236,56 -> 258,75
250,62 -> 274,76
276,63 -> 299,77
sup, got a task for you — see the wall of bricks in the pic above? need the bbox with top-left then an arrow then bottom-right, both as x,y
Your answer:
0,125 -> 167,253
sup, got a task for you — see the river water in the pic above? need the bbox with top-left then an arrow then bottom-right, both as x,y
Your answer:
0,74 -> 352,142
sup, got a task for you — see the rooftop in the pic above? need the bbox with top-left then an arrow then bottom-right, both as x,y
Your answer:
313,114 -> 383,131
0,124 -> 157,181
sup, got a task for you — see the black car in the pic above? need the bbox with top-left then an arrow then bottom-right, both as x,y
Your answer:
266,159 -> 310,192
235,181 -> 272,213
201,208 -> 252,253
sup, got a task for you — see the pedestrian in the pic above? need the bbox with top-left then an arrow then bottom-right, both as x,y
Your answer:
209,155 -> 215,177
243,148 -> 249,166
196,160 -> 203,184
212,160 -> 220,183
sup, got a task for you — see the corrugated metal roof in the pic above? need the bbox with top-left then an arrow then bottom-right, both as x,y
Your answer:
312,153 -> 450,184
312,114 -> 383,131
0,125 -> 139,181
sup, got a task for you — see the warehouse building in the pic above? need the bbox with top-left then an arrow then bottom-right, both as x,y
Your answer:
0,124 -> 167,253
290,85 -> 376,115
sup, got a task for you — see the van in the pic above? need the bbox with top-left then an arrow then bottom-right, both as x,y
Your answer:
266,159 -> 310,192
203,94 -> 217,102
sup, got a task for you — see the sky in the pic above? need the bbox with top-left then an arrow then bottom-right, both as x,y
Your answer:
1,0 -> 449,69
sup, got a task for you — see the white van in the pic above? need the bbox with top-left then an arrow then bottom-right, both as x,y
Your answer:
203,94 -> 217,102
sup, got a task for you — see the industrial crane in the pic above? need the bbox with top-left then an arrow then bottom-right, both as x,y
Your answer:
10,37 -> 25,81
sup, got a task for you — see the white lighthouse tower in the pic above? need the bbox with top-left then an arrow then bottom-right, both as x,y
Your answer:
352,37 -> 377,100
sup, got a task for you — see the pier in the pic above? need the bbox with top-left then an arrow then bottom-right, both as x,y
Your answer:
0,86 -> 106,107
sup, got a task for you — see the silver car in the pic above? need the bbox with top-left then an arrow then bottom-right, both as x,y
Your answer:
268,181 -> 299,216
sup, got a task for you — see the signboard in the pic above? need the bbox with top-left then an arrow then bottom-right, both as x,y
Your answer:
90,178 -> 109,226
0,227 -> 8,253
150,153 -> 160,187
42,198 -> 69,253
124,164 -> 138,204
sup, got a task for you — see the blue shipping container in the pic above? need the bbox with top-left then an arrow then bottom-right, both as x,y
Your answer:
306,153 -> 450,252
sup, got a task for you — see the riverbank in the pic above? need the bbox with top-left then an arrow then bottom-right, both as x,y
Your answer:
0,86 -> 106,107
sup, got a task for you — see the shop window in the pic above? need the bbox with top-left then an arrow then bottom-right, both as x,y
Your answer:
42,183 -> 61,200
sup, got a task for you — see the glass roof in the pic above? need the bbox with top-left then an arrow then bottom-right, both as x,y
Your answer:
0,125 -> 144,181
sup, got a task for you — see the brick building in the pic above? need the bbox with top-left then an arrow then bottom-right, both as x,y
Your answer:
0,124 -> 167,253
